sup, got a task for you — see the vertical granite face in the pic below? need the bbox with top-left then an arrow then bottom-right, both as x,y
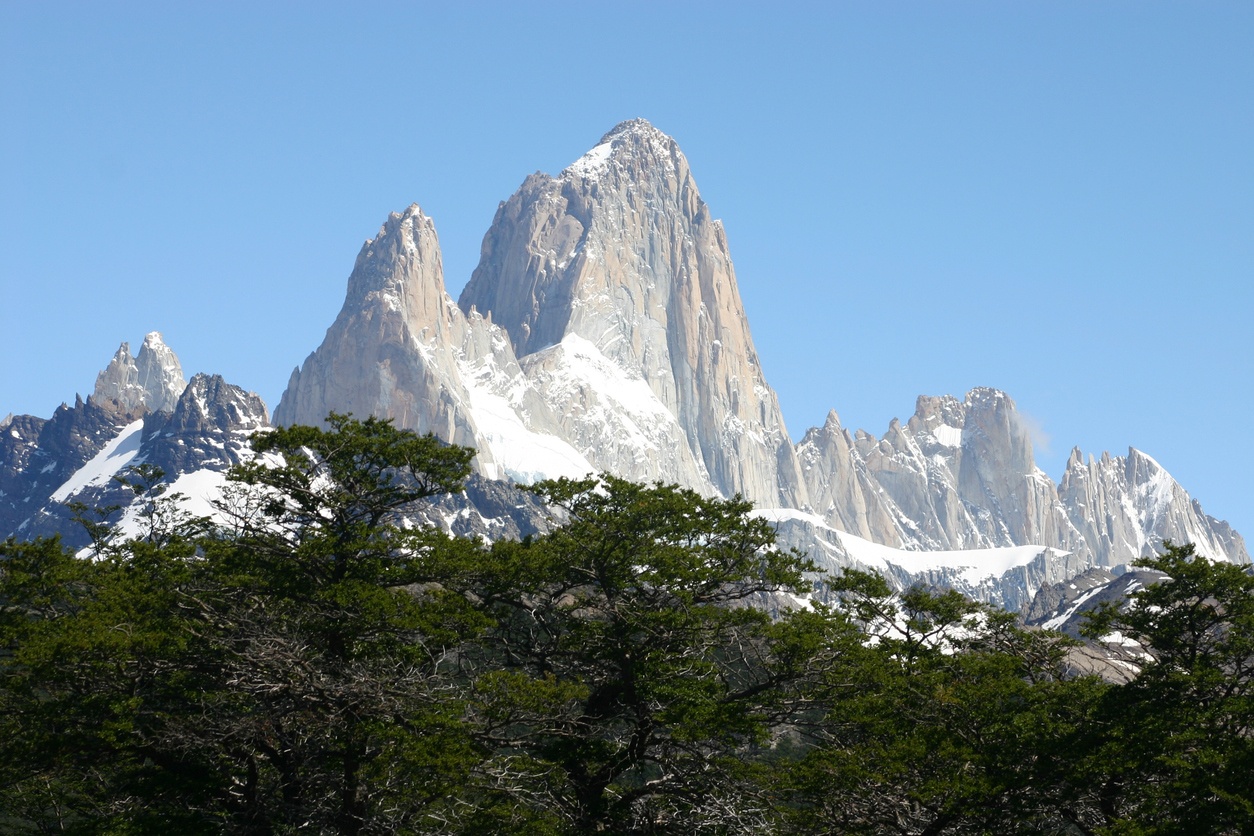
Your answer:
459,119 -> 807,508
134,332 -> 187,412
1058,446 -> 1248,566
93,342 -> 143,411
273,205 -> 499,470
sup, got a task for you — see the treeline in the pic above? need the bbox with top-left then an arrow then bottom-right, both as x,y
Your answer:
1,416 -> 1251,835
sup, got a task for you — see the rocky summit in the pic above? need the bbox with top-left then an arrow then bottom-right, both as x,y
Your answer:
4,120 -> 1247,608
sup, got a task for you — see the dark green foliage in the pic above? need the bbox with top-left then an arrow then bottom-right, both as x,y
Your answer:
0,415 -> 485,834
1,419 -> 1251,835
1077,542 -> 1254,834
778,570 -> 1105,835
465,477 -> 824,833
0,535 -> 224,833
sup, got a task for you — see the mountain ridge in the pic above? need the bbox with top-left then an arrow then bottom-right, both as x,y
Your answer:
3,119 -> 1246,610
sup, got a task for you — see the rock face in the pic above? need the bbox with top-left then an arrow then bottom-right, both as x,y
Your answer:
0,396 -> 134,540
274,206 -> 483,449
275,121 -> 805,506
798,389 -> 1057,549
140,373 -> 270,476
459,119 -> 806,508
272,205 -> 591,483
2,333 -> 555,551
1019,566 -> 1172,681
796,388 -> 1247,569
1057,447 -> 1248,568
1022,566 -> 1125,635
93,331 -> 187,413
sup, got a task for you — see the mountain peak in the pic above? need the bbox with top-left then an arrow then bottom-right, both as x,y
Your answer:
136,331 -> 187,412
597,117 -> 664,144
92,332 -> 186,414
562,119 -> 680,182
459,118 -> 806,507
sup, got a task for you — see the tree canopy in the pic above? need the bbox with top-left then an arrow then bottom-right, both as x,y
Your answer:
1,417 -> 1251,834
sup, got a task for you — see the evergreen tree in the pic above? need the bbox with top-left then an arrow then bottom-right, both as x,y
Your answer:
3,416 -> 1249,835
1078,542 -> 1254,833
461,476 -> 826,834
779,570 -> 1107,835
0,415 -> 486,834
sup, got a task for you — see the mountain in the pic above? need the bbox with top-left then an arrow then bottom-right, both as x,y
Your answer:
1,359 -> 268,548
459,119 -> 805,508
2,334 -> 552,550
4,120 -> 1246,610
277,120 -> 804,506
270,119 -> 1246,605
93,331 -> 187,413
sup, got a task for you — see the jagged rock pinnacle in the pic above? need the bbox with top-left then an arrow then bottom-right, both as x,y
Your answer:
92,331 -> 186,414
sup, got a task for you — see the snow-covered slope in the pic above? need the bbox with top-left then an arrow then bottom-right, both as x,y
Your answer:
49,419 -> 145,503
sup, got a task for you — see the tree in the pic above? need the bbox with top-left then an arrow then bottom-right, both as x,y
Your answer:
778,570 -> 1107,835
188,414 -> 485,834
15,416 -> 1245,834
461,476 -> 825,834
0,415 -> 487,834
1077,542 -> 1254,833
0,533 -> 224,833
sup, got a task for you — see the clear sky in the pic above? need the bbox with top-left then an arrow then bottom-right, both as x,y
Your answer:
3,2 -> 1251,540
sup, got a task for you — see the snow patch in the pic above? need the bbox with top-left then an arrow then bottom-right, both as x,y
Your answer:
564,141 -> 613,179
1041,584 -> 1107,631
458,339 -> 595,485
464,382 -> 595,484
111,469 -> 231,542
50,421 -> 145,502
932,424 -> 962,448
754,508 -> 1057,586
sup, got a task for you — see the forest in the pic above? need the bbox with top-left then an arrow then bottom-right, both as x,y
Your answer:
1,416 -> 1251,835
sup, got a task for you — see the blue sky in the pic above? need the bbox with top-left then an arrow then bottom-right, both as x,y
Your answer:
3,2 -> 1251,539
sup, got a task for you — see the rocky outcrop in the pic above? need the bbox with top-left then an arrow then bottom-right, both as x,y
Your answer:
0,396 -> 133,539
1,329 -> 268,547
1058,447 -> 1248,567
459,119 -> 807,508
404,474 -> 556,544
797,387 -> 1250,567
796,411 -> 903,541
93,331 -> 187,413
272,205 -> 594,483
1022,566 -> 1123,634
798,388 -> 1076,551
793,387 -> 1248,604
274,206 -> 485,449
140,373 -> 269,476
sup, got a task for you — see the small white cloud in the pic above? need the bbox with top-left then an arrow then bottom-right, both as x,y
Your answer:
1014,409 -> 1052,458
